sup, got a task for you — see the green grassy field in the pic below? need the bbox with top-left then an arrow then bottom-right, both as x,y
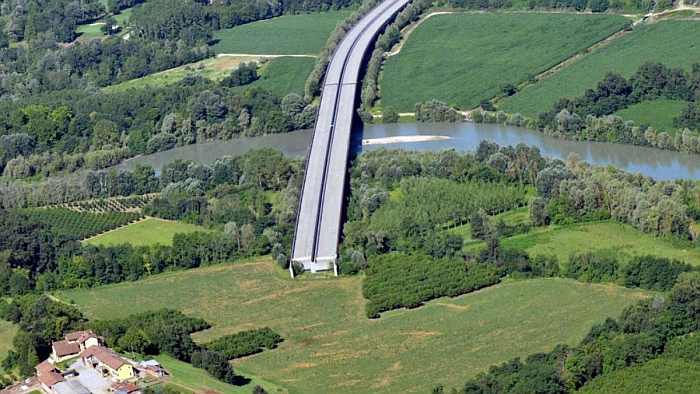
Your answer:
75,6 -> 134,41
579,357 -> 700,394
55,258 -> 647,393
104,56 -> 313,97
447,206 -> 530,245
229,57 -> 315,97
84,217 -> 212,247
614,99 -> 689,133
501,221 -> 700,266
76,23 -> 105,40
0,321 -> 17,372
380,12 -> 630,112
155,354 -> 286,394
500,20 -> 700,116
103,56 -> 265,92
212,11 -> 350,55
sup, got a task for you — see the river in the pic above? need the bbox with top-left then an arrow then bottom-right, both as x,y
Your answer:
116,122 -> 700,181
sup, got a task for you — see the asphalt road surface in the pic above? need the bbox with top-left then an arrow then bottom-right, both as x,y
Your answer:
291,0 -> 411,273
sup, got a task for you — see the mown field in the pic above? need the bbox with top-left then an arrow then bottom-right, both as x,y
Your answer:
614,99 -> 689,133
103,56 -> 265,92
504,221 -> 700,265
104,56 -> 314,97
84,217 -> 212,247
155,354 -> 287,394
472,220 -> 700,266
500,20 -> 700,116
0,321 -> 17,372
380,12 -> 630,112
579,357 -> 700,394
212,11 -> 350,55
55,259 -> 647,393
229,57 -> 315,97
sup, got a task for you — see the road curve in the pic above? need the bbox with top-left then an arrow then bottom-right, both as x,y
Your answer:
292,0 -> 411,273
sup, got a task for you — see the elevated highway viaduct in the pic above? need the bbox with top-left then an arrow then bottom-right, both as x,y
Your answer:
291,0 -> 411,274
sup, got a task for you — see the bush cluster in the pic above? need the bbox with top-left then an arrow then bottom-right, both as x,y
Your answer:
206,327 -> 283,359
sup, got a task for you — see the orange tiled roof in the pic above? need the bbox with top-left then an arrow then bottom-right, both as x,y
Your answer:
52,340 -> 80,357
80,346 -> 127,370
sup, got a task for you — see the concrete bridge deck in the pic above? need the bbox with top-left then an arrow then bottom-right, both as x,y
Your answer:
291,0 -> 411,273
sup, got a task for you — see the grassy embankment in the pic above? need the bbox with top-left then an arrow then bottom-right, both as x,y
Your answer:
55,258 -> 647,393
500,20 -> 700,117
83,217 -> 213,247
380,12 -> 630,112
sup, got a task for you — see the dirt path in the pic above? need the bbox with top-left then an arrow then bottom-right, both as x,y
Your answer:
386,11 -> 456,57
80,216 -> 151,243
216,53 -> 317,59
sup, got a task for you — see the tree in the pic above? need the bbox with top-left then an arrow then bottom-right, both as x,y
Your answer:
118,328 -> 151,354
470,209 -> 490,240
589,0 -> 609,12
501,83 -> 518,96
220,63 -> 259,87
383,108 -> 399,123
101,17 -> 120,36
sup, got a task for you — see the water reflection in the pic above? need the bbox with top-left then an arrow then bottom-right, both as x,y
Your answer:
116,122 -> 700,181
362,123 -> 700,180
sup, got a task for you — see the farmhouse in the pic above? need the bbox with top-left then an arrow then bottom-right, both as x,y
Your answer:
50,341 -> 80,363
50,330 -> 102,363
80,346 -> 135,381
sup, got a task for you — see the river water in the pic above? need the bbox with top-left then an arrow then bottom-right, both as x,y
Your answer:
116,122 -> 700,180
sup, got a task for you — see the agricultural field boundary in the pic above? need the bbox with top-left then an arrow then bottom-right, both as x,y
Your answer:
216,53 -> 317,58
79,215 -> 150,242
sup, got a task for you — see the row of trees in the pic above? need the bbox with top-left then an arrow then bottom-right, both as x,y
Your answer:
540,62 -> 700,120
362,253 -> 502,318
304,0 -> 382,100
533,63 -> 700,152
206,327 -> 283,359
565,251 -> 693,291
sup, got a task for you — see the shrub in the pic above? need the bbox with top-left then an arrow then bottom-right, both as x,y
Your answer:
565,251 -> 618,283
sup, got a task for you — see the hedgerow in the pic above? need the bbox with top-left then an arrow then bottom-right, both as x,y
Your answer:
206,327 -> 283,359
